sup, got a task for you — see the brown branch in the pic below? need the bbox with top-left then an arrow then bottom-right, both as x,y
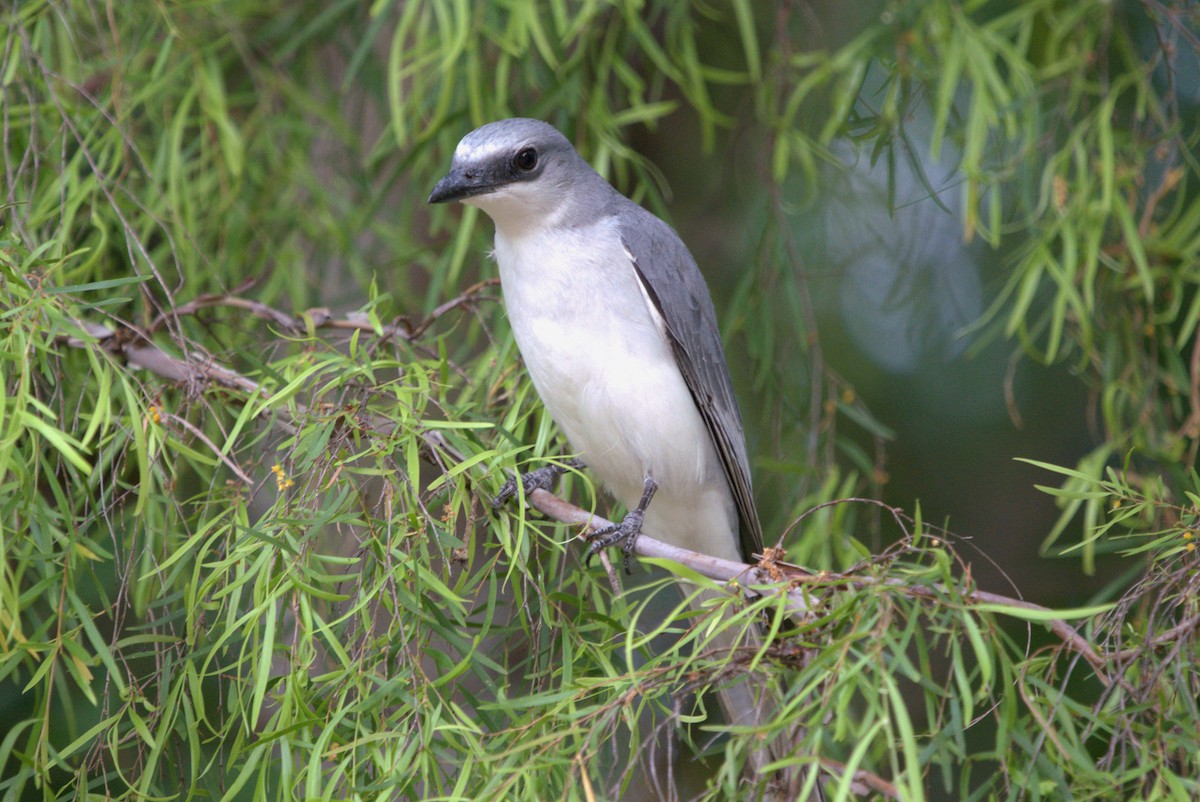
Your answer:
906,583 -> 1126,692
1137,166 -> 1183,238
145,278 -> 501,342
525,488 -> 814,621
407,279 -> 502,339
54,308 -> 450,478
522,489 -> 1119,688
59,320 -> 294,455
54,277 -> 500,467
816,757 -> 901,800
1111,612 -> 1200,661
61,319 -> 265,397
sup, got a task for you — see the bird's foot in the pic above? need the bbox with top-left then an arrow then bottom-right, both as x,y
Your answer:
586,509 -> 646,575
586,476 -> 657,575
491,458 -> 585,510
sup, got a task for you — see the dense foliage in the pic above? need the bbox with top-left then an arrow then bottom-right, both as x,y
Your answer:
1,1 -> 1197,800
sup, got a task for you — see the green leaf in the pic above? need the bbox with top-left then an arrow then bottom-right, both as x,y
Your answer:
972,602 -> 1114,621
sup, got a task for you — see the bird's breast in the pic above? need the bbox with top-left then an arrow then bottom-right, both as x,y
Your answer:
492,222 -> 720,502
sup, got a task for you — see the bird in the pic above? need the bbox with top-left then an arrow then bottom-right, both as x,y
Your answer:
427,118 -> 762,572
427,119 -> 789,794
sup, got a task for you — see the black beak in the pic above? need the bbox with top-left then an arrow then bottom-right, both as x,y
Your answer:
428,169 -> 499,204
427,171 -> 465,204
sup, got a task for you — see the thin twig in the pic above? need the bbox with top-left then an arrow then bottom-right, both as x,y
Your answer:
160,411 -> 254,485
145,279 -> 501,341
816,757 -> 901,800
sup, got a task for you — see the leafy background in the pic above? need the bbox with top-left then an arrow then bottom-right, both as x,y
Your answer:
2,1 -> 1198,800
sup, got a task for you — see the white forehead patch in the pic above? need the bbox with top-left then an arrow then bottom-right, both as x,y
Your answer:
455,136 -> 508,164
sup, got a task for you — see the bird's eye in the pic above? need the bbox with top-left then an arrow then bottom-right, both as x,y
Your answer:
514,147 -> 538,171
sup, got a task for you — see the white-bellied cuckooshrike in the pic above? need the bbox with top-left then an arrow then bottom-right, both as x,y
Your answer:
428,117 -> 801,799
428,118 -> 762,573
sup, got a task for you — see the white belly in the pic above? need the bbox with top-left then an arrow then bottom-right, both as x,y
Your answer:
494,220 -> 739,560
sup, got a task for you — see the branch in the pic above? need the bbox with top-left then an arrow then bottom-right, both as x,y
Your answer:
522,488 -> 1119,688
63,319 -> 264,396
817,757 -> 901,800
145,278 -> 501,342
525,488 -> 814,621
160,410 -> 254,484
54,291 -> 489,480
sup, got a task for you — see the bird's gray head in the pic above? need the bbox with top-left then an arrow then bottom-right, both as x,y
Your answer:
427,118 -> 610,230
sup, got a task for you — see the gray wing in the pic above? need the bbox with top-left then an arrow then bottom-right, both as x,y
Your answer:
618,204 -> 764,561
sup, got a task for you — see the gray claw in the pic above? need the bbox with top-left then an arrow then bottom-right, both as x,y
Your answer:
491,459 -> 584,509
586,508 -> 646,575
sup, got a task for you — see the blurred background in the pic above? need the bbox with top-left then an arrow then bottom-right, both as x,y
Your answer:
632,91 -> 1103,607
